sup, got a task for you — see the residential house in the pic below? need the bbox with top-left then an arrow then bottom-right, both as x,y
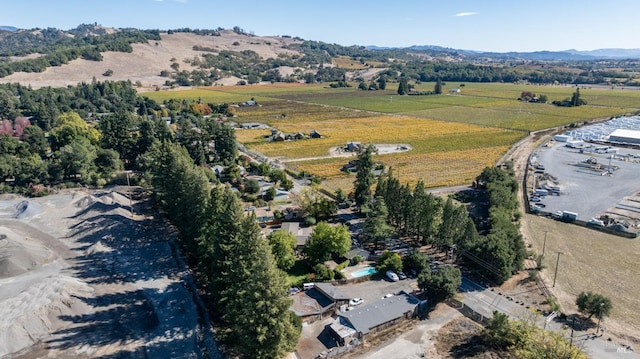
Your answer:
272,132 -> 286,142
289,287 -> 335,325
281,222 -> 312,250
331,292 -> 424,343
310,129 -> 322,138
345,142 -> 362,152
289,283 -> 351,326
313,283 -> 351,307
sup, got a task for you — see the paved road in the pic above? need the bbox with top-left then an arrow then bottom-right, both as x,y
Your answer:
459,276 -> 639,359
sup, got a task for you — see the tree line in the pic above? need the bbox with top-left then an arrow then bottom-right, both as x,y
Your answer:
0,78 -> 301,357
352,146 -> 524,284
148,142 -> 300,358
0,80 -> 236,193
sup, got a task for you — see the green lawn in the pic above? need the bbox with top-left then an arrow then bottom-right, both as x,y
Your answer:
286,260 -> 312,286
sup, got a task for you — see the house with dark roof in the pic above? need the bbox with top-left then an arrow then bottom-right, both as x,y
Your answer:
313,283 -> 351,307
289,282 -> 359,326
331,292 -> 424,342
290,288 -> 335,324
345,141 -> 362,152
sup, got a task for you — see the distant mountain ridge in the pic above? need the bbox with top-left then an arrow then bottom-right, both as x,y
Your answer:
0,26 -> 18,32
367,44 -> 640,60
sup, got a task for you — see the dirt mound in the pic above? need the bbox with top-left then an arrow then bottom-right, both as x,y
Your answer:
0,227 -> 52,279
73,194 -> 101,208
14,200 -> 43,219
0,272 -> 92,357
100,191 -> 131,207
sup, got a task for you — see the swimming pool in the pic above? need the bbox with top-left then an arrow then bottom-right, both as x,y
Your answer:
351,267 -> 376,278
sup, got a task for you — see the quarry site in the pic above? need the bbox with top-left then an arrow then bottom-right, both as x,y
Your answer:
0,188 -> 219,358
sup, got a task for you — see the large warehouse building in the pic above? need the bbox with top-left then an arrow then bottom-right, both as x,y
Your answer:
608,129 -> 640,145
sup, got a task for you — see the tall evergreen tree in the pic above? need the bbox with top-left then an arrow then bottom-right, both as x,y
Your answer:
200,186 -> 301,358
353,144 -> 375,210
434,78 -> 443,94
397,76 -> 408,95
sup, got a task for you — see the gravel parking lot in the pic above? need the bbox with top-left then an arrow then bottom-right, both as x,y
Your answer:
531,142 -> 640,221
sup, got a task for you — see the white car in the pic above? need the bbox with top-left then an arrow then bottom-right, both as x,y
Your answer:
382,293 -> 394,299
349,298 -> 364,306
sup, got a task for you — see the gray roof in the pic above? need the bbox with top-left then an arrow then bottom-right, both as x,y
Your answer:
289,288 -> 334,317
281,222 -> 311,247
330,317 -> 357,339
339,293 -> 420,334
314,282 -> 351,302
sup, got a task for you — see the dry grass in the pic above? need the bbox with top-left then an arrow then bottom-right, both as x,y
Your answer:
331,56 -> 386,69
522,214 -> 640,339
0,30 -> 303,89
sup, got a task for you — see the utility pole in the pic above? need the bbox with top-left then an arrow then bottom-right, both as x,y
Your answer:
126,171 -> 133,218
553,252 -> 563,287
569,316 -> 575,347
596,302 -> 604,334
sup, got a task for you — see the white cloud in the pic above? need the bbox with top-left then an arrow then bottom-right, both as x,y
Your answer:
455,12 -> 478,17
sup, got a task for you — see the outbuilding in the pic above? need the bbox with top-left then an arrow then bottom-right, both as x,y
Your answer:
608,129 -> 640,145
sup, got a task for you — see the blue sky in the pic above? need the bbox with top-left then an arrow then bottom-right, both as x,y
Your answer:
1,0 -> 639,52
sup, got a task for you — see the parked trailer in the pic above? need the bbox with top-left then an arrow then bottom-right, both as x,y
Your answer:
562,211 -> 578,222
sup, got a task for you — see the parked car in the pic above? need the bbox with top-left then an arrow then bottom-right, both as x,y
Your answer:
382,293 -> 394,299
288,287 -> 301,295
398,272 -> 407,280
386,270 -> 399,282
349,298 -> 364,306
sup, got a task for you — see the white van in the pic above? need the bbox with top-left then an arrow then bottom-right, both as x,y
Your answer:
303,282 -> 315,290
386,270 -> 399,282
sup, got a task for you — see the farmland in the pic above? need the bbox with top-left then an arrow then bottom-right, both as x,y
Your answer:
143,82 -> 639,190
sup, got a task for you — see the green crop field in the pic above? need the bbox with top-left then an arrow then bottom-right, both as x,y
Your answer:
144,82 -> 640,189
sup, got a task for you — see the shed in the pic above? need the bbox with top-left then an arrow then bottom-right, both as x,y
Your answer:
566,140 -> 584,148
310,129 -> 322,138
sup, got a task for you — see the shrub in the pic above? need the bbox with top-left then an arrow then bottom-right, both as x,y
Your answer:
313,264 -> 334,281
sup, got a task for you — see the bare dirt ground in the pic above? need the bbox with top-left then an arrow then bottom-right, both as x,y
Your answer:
0,188 -> 218,358
0,30 -> 302,89
434,316 -> 499,359
502,126 -> 640,346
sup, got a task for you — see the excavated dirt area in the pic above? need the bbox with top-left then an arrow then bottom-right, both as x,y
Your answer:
0,188 -> 219,358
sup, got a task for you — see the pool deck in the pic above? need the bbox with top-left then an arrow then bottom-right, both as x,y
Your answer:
341,262 -> 376,279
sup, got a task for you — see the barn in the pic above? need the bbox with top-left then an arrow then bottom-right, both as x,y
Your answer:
608,129 -> 640,145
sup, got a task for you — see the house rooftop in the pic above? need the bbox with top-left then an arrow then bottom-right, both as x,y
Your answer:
339,293 -> 420,334
314,282 -> 351,302
289,288 -> 334,317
